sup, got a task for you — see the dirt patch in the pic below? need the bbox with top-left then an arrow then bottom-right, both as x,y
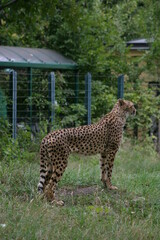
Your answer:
58,185 -> 101,197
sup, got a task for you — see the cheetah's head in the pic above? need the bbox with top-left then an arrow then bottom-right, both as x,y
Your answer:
118,99 -> 136,117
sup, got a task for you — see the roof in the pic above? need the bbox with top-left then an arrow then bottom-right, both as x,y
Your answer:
127,38 -> 153,50
0,46 -> 77,70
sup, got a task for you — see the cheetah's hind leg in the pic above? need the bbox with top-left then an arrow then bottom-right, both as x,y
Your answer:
44,151 -> 69,205
37,157 -> 52,194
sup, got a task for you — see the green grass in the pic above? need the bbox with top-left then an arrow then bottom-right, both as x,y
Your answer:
0,140 -> 160,240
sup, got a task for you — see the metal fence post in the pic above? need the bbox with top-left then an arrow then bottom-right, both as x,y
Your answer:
85,72 -> 91,125
28,67 -> 32,127
75,71 -> 79,104
118,75 -> 124,99
48,72 -> 55,132
10,70 -> 17,139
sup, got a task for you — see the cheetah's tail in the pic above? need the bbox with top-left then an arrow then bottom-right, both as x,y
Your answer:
37,144 -> 49,193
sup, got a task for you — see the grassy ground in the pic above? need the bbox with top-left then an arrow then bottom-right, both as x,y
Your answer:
0,140 -> 160,240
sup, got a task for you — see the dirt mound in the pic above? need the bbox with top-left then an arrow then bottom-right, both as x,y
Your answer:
59,185 -> 100,196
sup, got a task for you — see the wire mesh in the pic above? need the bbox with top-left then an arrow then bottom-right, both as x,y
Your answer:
0,69 -> 160,141
0,71 -> 94,136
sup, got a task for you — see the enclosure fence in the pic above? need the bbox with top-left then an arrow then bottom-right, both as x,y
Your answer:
1,70 -> 159,146
0,70 -> 124,139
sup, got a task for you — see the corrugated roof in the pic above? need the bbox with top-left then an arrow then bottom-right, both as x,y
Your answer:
127,39 -> 148,44
0,46 -> 77,69
127,38 -> 154,50
127,38 -> 153,50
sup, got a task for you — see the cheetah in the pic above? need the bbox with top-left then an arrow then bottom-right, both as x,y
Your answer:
38,99 -> 136,204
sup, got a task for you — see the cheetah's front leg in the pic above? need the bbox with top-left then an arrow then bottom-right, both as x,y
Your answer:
100,150 -> 118,190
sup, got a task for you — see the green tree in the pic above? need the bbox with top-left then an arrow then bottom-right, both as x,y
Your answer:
0,0 -> 160,139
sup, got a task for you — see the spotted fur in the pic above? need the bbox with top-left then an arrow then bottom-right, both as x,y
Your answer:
38,99 -> 136,203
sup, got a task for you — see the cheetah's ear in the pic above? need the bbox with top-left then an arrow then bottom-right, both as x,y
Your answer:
118,99 -> 125,106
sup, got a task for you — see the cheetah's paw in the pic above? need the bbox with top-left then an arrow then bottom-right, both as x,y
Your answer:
51,200 -> 64,206
108,185 -> 118,190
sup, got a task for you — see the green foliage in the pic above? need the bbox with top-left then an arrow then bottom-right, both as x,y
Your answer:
0,119 -> 11,159
124,62 -> 160,136
91,80 -> 117,121
60,103 -> 87,127
44,0 -> 128,74
0,118 -> 41,162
